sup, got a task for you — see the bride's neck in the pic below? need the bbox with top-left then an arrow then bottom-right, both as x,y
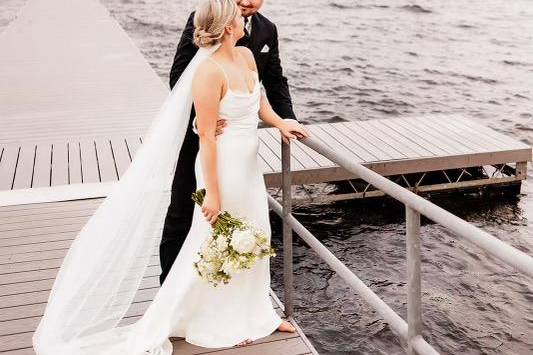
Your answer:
215,40 -> 239,62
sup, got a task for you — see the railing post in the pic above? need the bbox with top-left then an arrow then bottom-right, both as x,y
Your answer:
406,206 -> 422,355
281,138 -> 294,317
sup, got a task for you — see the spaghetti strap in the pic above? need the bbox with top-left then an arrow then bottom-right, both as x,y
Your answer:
207,56 -> 230,88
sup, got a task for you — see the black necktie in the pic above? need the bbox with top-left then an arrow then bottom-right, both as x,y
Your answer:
244,17 -> 250,36
238,17 -> 250,47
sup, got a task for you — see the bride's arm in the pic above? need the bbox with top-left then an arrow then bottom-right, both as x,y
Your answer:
192,62 -> 223,224
237,47 -> 309,144
259,91 -> 309,143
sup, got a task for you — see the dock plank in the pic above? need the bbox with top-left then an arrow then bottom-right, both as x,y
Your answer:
419,117 -> 492,152
395,117 -> 468,155
258,154 -> 275,173
403,117 -> 478,154
379,118 -> 448,156
293,138 -> 334,168
12,144 -> 35,190
364,119 -> 429,157
51,141 -> 69,186
125,136 -> 142,161
346,121 -> 408,159
338,122 -> 401,160
0,231 -> 76,248
320,124 -> 375,161
68,142 -> 83,184
0,249 -> 71,265
32,144 -> 51,188
79,139 -> 99,183
173,336 -> 309,355
443,115 -> 522,150
460,117 -> 530,149
110,137 -> 132,178
259,129 -> 305,170
327,123 -> 380,161
95,137 -> 119,182
264,128 -> 319,170
258,137 -> 281,172
308,125 -> 363,162
0,145 -> 19,190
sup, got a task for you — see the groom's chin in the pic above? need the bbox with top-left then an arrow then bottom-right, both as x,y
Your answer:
241,9 -> 256,17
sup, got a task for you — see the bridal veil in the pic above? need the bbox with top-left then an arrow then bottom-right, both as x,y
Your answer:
32,41 -> 222,354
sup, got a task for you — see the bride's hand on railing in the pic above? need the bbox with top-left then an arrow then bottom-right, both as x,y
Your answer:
202,192 -> 221,224
278,119 -> 309,144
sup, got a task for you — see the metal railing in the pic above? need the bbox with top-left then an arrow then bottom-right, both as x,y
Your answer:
268,136 -> 533,355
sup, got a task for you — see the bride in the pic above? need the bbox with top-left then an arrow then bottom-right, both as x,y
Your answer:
32,0 -> 309,354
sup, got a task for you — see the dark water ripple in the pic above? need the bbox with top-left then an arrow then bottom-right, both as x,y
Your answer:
270,195 -> 533,354
2,0 -> 532,354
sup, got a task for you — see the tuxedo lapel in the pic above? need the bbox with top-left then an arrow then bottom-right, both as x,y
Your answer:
235,14 -> 267,55
247,14 -> 262,55
235,13 -> 270,80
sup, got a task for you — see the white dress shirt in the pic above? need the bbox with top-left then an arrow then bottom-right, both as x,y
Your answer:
244,16 -> 252,35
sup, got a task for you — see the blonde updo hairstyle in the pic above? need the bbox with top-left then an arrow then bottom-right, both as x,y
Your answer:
193,0 -> 240,48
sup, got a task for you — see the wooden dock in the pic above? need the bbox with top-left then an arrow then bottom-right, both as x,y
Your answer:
0,0 -> 531,354
3,114 -> 531,187
1,114 -> 531,204
0,198 -> 316,355
0,0 -> 317,354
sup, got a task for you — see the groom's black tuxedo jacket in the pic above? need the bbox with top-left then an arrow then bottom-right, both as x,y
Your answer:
169,11 -> 297,120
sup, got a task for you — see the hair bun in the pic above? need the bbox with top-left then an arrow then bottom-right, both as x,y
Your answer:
193,27 -> 218,47
193,0 -> 239,48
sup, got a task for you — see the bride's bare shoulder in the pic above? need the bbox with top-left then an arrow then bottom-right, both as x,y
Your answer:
192,59 -> 224,88
236,46 -> 253,57
235,46 -> 257,71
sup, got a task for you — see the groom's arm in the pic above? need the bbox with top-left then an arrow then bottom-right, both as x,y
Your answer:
169,12 -> 198,90
261,24 -> 298,121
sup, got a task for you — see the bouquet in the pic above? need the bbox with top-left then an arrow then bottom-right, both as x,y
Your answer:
191,189 -> 276,287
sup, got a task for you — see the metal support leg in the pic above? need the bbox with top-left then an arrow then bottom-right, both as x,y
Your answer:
282,139 -> 294,317
516,161 -> 528,179
406,206 -> 422,355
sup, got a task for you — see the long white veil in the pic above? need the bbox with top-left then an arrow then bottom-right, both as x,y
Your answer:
32,42 -> 222,354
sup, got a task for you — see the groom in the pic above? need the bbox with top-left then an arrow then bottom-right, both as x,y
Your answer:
159,0 -> 298,285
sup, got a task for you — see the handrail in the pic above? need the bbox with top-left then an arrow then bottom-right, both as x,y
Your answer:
268,195 -> 437,355
300,136 -> 533,277
269,136 -> 533,355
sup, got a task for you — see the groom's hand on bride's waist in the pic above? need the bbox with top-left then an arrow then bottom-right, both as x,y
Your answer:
215,118 -> 227,137
192,117 -> 226,137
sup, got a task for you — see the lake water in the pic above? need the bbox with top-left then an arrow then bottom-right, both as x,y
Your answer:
2,0 -> 532,354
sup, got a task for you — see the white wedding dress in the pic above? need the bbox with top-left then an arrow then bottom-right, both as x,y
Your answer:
32,44 -> 283,354
127,57 -> 284,352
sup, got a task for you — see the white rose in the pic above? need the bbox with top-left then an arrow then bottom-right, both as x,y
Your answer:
215,236 -> 229,252
221,259 -> 239,276
200,235 -> 213,252
230,229 -> 256,254
205,261 -> 218,273
203,247 -> 217,260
